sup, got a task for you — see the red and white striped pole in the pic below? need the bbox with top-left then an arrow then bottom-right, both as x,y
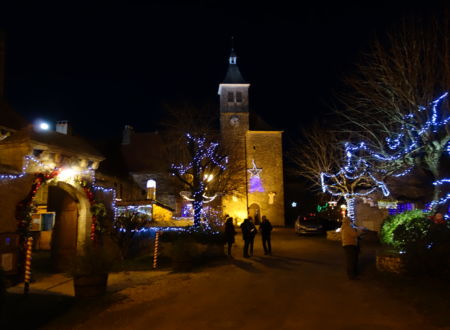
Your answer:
153,231 -> 161,269
24,236 -> 33,294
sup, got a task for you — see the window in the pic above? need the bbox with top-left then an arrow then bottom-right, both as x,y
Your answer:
227,91 -> 234,102
236,91 -> 243,103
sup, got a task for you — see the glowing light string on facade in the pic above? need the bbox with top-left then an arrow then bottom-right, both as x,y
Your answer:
247,159 -> 264,192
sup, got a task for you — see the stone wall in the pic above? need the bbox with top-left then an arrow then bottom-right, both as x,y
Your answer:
0,175 -> 34,232
246,131 -> 284,226
376,249 -> 405,274
153,204 -> 173,222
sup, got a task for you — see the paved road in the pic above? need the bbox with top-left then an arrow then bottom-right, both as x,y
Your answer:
43,228 -> 449,330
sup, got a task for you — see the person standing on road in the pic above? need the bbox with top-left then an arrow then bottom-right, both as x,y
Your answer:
248,217 -> 257,256
340,216 -> 363,280
224,217 -> 236,257
259,215 -> 273,255
240,218 -> 253,258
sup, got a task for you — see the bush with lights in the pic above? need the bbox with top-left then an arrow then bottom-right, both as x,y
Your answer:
380,210 -> 428,247
380,210 -> 450,276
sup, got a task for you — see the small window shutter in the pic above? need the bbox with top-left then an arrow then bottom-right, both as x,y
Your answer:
236,91 -> 243,103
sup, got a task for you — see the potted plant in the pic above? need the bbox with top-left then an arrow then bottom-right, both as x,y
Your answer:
70,243 -> 114,298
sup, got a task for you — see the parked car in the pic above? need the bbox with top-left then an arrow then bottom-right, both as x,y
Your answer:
294,215 -> 339,235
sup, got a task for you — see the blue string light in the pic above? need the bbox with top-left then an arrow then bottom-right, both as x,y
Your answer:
171,133 -> 227,226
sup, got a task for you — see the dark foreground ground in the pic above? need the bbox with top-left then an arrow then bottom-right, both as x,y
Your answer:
3,228 -> 450,329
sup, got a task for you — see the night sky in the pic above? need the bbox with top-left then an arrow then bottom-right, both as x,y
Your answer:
0,1 -> 436,140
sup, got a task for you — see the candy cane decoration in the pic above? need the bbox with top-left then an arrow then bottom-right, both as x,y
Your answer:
24,236 -> 33,294
153,231 -> 161,269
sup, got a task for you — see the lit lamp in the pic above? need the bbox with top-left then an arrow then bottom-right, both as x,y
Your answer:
35,120 -> 51,131
340,204 -> 347,219
58,168 -> 79,183
204,174 -> 214,182
146,179 -> 156,200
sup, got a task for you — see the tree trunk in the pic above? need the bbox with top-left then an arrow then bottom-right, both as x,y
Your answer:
345,196 -> 356,224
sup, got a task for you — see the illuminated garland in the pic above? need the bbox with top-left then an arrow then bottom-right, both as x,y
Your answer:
171,133 -> 227,227
321,93 -> 450,221
16,169 -> 60,250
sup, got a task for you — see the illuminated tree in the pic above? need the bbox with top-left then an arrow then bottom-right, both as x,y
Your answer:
320,142 -> 390,223
160,102 -> 245,221
290,123 -> 389,223
170,133 -> 227,227
337,11 -> 450,211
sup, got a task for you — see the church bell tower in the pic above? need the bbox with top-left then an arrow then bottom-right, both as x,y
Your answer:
219,46 -> 250,223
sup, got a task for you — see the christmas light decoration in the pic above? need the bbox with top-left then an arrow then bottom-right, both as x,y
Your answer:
378,199 -> 398,209
171,133 -> 227,227
248,159 -> 264,192
321,92 -> 450,221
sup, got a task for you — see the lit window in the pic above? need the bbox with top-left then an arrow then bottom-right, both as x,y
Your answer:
227,92 -> 234,102
236,91 -> 242,103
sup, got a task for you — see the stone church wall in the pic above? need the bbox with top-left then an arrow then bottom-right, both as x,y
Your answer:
246,131 -> 284,226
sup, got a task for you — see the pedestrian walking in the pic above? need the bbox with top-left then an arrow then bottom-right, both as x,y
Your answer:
259,215 -> 273,255
340,216 -> 364,280
224,217 -> 236,257
240,218 -> 254,258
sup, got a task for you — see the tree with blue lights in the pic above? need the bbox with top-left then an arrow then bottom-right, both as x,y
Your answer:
291,122 -> 389,223
170,133 -> 227,227
338,13 -> 450,213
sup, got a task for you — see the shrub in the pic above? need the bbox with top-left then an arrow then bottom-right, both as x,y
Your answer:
397,220 -> 450,276
69,244 -> 115,277
380,210 -> 428,247
381,211 -> 450,276
160,228 -> 225,245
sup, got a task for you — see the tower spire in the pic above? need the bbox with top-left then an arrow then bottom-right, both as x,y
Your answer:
222,38 -> 245,84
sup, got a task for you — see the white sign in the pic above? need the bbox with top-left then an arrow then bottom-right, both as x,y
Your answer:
1,253 -> 13,272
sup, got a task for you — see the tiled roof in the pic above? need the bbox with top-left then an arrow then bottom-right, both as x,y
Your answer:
1,128 -> 104,159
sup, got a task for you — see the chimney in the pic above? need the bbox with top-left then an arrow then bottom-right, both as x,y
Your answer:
122,125 -> 134,145
0,31 -> 5,99
56,120 -> 72,135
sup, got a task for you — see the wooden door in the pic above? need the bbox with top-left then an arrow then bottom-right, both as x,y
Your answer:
48,186 -> 78,271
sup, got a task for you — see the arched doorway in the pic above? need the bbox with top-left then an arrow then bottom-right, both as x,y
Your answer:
31,181 -> 92,272
248,203 -> 261,225
47,184 -> 78,271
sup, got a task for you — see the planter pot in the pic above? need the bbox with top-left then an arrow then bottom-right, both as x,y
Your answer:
73,273 -> 108,298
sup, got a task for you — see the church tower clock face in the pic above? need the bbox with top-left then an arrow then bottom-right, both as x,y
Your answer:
229,115 -> 240,127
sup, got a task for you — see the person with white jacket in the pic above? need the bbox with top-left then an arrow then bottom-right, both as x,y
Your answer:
340,217 -> 364,280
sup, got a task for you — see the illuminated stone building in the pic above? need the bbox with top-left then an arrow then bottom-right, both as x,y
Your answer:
219,49 -> 285,226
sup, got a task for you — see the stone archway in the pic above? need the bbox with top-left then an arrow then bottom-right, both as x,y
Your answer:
46,181 -> 92,271
248,203 -> 261,225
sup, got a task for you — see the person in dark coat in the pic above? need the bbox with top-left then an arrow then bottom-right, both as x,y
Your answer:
259,215 -> 273,255
224,217 -> 236,256
240,218 -> 253,258
248,217 -> 257,256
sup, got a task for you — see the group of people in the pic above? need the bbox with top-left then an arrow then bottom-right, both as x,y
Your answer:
224,213 -> 366,280
224,215 -> 273,258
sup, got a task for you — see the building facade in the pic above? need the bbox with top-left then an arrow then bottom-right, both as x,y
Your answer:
219,50 -> 285,226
